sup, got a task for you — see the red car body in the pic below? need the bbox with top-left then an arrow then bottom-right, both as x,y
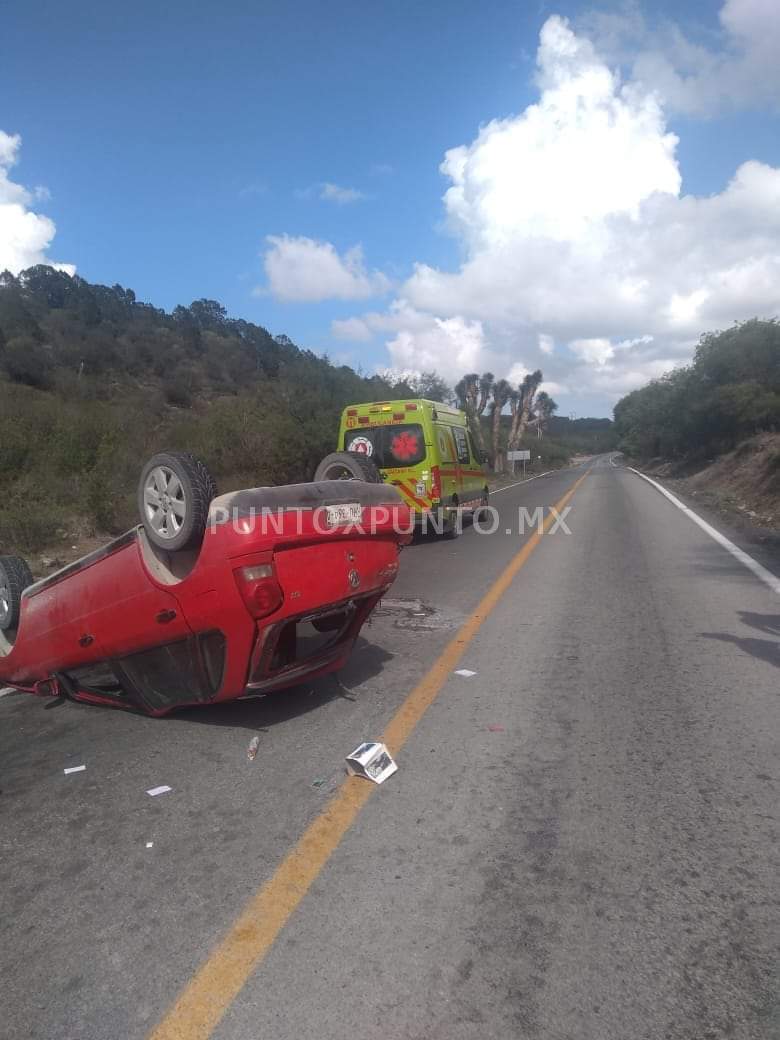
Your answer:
0,481 -> 412,715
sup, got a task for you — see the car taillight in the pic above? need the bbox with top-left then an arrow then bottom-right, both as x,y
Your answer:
431,465 -> 442,502
234,563 -> 283,619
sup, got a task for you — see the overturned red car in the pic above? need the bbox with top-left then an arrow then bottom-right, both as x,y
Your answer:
0,452 -> 411,715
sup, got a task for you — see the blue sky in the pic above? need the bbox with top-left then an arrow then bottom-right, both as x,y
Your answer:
2,0 -> 779,415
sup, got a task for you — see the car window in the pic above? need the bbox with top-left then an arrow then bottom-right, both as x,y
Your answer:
435,425 -> 455,462
344,424 -> 426,468
452,426 -> 470,465
116,632 -> 226,712
61,661 -> 132,702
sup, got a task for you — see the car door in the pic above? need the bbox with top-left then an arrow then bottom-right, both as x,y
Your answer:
451,425 -> 471,500
434,424 -> 458,503
70,536 -> 192,659
465,431 -> 487,504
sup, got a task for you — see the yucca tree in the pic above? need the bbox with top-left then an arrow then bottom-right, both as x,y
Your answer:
490,378 -> 512,472
532,390 -> 558,438
455,371 -> 493,452
478,372 -> 494,416
455,373 -> 480,412
508,369 -> 543,449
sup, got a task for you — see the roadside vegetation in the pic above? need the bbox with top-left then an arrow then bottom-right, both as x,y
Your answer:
614,319 -> 780,460
614,319 -> 780,531
0,266 -> 443,554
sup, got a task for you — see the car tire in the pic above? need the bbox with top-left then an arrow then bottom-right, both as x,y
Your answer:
0,555 -> 34,632
314,452 -> 382,483
179,451 -> 219,505
442,498 -> 462,540
473,489 -> 490,523
138,451 -> 216,552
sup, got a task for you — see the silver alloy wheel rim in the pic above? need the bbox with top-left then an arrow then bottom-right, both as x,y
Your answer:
0,582 -> 9,625
143,466 -> 187,540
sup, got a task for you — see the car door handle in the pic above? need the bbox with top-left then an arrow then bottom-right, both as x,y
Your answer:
155,609 -> 177,624
78,634 -> 94,647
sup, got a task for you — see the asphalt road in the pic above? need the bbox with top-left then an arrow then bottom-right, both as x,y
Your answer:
1,457 -> 778,1040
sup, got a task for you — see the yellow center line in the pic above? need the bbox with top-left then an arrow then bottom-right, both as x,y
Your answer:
148,469 -> 590,1040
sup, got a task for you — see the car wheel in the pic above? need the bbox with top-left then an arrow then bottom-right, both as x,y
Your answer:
314,452 -> 382,483
473,489 -> 490,523
0,556 -> 34,632
442,498 -> 462,540
138,452 -> 216,552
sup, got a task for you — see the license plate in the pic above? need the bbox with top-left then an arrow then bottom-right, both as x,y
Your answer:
325,503 -> 363,527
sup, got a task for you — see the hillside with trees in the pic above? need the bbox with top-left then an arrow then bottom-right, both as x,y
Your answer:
614,319 -> 780,460
0,265 -> 607,558
614,319 -> 780,530
0,266 -> 447,554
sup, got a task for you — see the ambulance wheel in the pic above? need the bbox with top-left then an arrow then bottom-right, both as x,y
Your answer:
473,489 -> 490,523
314,452 -> 382,483
442,498 -> 462,540
0,556 -> 34,632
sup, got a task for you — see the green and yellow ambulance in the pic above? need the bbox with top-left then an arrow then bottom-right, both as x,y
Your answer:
315,399 -> 489,536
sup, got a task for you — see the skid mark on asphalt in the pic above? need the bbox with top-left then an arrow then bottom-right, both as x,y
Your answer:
148,470 -> 590,1040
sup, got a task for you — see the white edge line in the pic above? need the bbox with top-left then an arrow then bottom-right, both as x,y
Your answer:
490,470 -> 555,495
628,467 -> 780,597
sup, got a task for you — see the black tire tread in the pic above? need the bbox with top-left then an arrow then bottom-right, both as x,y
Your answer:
313,451 -> 383,483
178,452 -> 219,504
0,555 -> 34,631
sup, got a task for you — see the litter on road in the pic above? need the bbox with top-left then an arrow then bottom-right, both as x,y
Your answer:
247,736 -> 260,761
146,785 -> 172,797
454,669 -> 477,677
346,742 -> 398,784
146,842 -> 154,849
63,765 -> 86,775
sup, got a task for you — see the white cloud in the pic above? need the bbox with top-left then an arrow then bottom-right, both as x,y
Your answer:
320,182 -> 365,204
386,314 -> 487,374
540,380 -> 568,397
296,182 -> 366,204
0,130 -> 74,275
507,362 -> 530,385
538,333 -> 555,355
570,337 -> 614,366
331,316 -> 374,341
337,10 -> 780,410
580,0 -> 780,116
331,299 -> 438,341
262,235 -> 390,303
440,15 -> 680,251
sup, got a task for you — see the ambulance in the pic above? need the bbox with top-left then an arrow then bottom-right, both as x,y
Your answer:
314,399 -> 489,537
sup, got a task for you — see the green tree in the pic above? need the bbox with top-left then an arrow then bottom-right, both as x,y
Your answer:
508,369 -> 543,449
490,378 -> 512,472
